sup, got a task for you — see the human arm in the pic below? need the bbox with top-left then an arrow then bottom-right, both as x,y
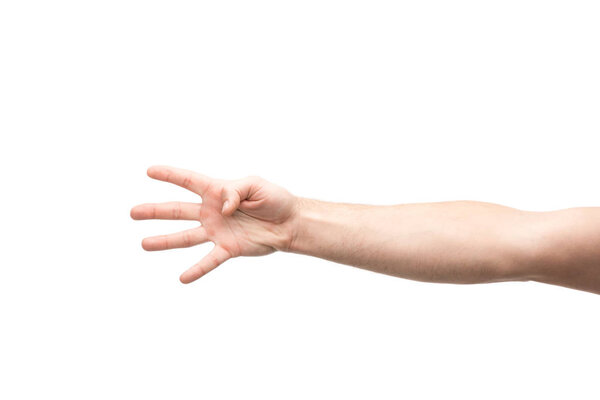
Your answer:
286,197 -> 600,294
130,166 -> 600,294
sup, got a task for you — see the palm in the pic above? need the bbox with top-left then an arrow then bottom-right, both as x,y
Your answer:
198,181 -> 284,257
131,166 -> 296,283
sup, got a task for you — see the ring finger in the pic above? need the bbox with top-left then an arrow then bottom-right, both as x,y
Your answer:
131,202 -> 202,221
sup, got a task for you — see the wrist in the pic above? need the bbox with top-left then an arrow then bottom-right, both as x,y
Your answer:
281,196 -> 330,254
276,196 -> 313,253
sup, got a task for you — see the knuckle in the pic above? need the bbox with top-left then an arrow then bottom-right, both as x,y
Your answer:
183,231 -> 192,247
182,173 -> 194,188
172,202 -> 182,219
207,254 -> 219,268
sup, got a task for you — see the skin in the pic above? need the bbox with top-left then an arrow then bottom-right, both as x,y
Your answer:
131,165 -> 600,294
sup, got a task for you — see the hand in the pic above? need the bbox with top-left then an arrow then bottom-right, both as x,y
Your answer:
130,166 -> 298,283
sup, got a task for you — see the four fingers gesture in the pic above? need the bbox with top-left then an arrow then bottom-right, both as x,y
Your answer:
131,166 -> 297,283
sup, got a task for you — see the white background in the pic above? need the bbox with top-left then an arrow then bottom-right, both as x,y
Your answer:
1,1 -> 599,398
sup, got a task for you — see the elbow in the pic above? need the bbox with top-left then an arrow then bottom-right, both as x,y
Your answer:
517,208 -> 600,294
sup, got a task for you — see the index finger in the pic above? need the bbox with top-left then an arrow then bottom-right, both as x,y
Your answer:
147,165 -> 211,196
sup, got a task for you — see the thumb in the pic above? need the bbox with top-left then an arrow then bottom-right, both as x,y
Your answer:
220,176 -> 261,216
220,186 -> 241,216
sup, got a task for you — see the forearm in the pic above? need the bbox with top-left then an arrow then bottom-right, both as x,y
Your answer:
283,198 -> 600,292
283,198 -> 533,284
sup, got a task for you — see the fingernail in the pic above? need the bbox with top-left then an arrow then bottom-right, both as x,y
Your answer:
222,201 -> 229,213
